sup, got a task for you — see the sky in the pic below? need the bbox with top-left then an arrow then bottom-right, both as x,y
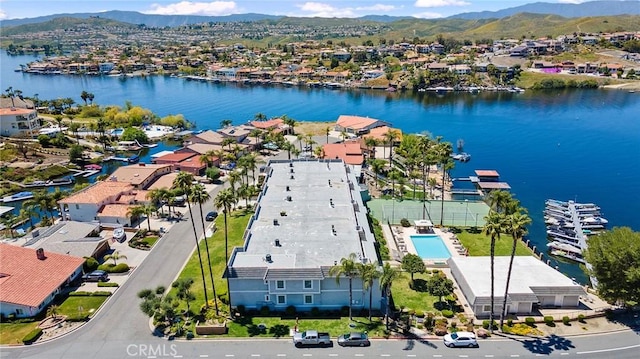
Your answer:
0,0 -> 594,20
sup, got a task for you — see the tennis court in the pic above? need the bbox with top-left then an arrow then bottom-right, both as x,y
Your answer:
367,198 -> 490,227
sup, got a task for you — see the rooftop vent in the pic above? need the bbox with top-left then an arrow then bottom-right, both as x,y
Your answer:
273,219 -> 279,226
36,248 -> 46,260
328,179 -> 332,187
290,168 -> 294,173
329,198 -> 334,208
275,239 -> 281,247
290,175 -> 295,180
289,162 -> 294,167
286,186 -> 290,191
265,253 -> 272,262
331,224 -> 337,236
286,196 -> 292,201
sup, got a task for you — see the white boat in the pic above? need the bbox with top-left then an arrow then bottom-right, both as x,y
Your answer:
3,191 -> 34,203
450,152 -> 471,162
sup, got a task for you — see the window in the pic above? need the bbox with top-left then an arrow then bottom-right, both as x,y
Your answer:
15,309 -> 24,315
276,280 -> 285,289
482,305 -> 492,312
264,295 -> 270,302
304,295 -> 313,304
304,280 -> 312,289
277,295 -> 286,304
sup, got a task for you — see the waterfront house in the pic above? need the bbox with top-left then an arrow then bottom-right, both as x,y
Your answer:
334,115 -> 389,136
250,118 -> 292,136
185,130 -> 226,146
153,151 -> 218,173
0,106 -> 42,138
0,244 -> 84,318
58,181 -> 135,223
225,159 -> 381,312
108,163 -> 173,190
448,256 -> 586,317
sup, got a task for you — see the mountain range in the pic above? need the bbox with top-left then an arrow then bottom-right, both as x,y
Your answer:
1,1 -> 639,28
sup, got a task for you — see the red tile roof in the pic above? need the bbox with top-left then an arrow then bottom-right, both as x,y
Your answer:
178,157 -> 206,168
0,244 -> 84,307
250,118 -> 284,129
336,115 -> 381,130
475,170 -> 500,177
153,152 -> 195,163
322,142 -> 364,165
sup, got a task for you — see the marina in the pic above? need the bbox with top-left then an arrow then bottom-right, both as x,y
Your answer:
545,199 -> 608,269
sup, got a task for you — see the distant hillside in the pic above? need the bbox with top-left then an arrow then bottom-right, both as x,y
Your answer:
450,0 -> 640,20
1,17 -> 135,36
0,10 -> 282,28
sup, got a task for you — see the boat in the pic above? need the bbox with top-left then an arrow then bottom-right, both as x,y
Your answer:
127,155 -> 140,163
450,152 -> 471,162
49,177 -> 74,186
84,164 -> 103,171
3,191 -> 34,203
24,180 -> 48,188
115,141 -> 142,151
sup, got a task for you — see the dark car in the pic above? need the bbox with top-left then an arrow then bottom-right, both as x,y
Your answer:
337,332 -> 370,347
205,211 -> 218,221
82,270 -> 109,282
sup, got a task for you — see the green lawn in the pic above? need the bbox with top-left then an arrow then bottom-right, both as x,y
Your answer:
390,271 -> 441,315
170,209 -> 253,313
0,321 -> 38,345
57,295 -> 109,319
227,316 -> 385,338
456,229 -> 533,257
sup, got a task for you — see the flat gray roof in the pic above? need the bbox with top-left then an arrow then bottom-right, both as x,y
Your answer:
449,256 -> 584,298
229,159 -> 377,275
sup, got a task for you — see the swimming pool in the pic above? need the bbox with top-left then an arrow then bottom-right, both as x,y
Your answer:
410,235 -> 451,260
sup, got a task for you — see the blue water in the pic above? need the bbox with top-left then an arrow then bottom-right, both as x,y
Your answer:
2,51 -> 639,282
410,235 -> 452,260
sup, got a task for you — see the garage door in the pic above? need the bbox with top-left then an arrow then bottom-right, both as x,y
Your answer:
517,302 -> 531,314
539,296 -> 555,307
562,296 -> 579,307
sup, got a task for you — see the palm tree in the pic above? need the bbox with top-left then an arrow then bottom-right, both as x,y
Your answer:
46,304 -> 59,320
189,184 -> 219,316
214,188 -> 237,305
329,253 -> 359,320
21,200 -> 40,229
104,250 -> 128,265
172,278 -> 196,316
379,263 -> 401,330
174,171 -> 209,308
253,112 -> 267,121
142,204 -> 156,231
220,119 -> 233,128
383,129 -> 400,167
227,170 -> 241,192
199,150 -> 218,168
482,211 -> 506,333
127,205 -> 146,229
500,211 -> 531,330
434,142 -> 454,226
324,126 -> 331,144
358,262 -> 380,321
146,188 -> 166,215
364,137 -> 378,160
488,190 -> 513,214
369,159 -> 386,189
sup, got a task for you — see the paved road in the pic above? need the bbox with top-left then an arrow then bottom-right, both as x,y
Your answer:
3,149 -> 640,358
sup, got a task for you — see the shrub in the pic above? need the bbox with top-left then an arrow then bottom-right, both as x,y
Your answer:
69,291 -> 92,296
456,313 -> 468,324
97,263 -> 130,273
562,316 -> 571,325
260,306 -> 270,316
577,314 -> 586,323
434,326 -> 448,336
22,328 -> 43,344
400,218 -> 411,227
544,316 -> 555,326
66,314 -> 90,322
450,321 -> 457,328
91,291 -> 112,296
507,318 -> 514,327
525,317 -> 536,327
310,307 -> 321,317
97,282 -> 119,287
285,305 -> 297,317
415,310 -> 425,318
482,320 -> 498,330
434,318 -> 448,327
441,309 -> 454,318
83,257 -> 99,272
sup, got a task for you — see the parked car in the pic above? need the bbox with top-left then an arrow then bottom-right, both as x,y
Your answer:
292,330 -> 332,348
337,332 -> 370,347
205,211 -> 218,221
112,228 -> 126,242
82,270 -> 109,282
443,331 -> 478,348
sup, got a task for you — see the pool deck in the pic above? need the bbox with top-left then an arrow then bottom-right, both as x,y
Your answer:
386,225 -> 468,266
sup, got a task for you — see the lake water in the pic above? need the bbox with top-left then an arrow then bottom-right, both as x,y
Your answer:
2,51 -> 639,282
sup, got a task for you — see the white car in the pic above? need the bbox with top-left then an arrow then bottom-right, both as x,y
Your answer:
443,331 -> 478,348
113,228 -> 126,243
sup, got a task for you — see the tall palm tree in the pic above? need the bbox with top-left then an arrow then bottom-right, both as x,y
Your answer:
369,159 -> 386,189
358,262 -> 380,321
324,126 -> 331,144
174,172 -> 209,308
482,211 -> 506,333
364,137 -> 378,160
434,142 -> 454,226
21,200 -> 40,229
190,184 -> 219,316
126,205 -> 146,229
488,190 -> 513,214
379,263 -> 401,330
214,188 -> 237,305
227,170 -> 241,192
500,211 -> 531,330
383,129 -> 399,167
329,253 -> 359,320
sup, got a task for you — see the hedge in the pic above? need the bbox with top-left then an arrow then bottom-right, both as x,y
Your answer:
441,309 -> 454,318
97,263 -> 130,273
22,328 -> 43,344
68,291 -> 112,297
97,282 -> 119,287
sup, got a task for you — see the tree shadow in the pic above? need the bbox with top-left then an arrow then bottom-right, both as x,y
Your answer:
403,331 -> 438,349
269,324 -> 290,338
411,279 -> 429,292
521,334 -> 574,355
